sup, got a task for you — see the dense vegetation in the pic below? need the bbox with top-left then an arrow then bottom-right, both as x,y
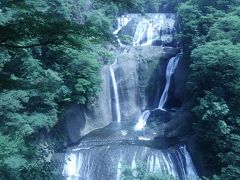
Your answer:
121,163 -> 176,180
177,0 -> 240,179
1,0 -> 240,179
0,0 -> 116,179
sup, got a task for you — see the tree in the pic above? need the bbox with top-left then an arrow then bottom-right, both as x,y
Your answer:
177,0 -> 240,178
188,40 -> 240,99
0,0 -> 115,179
208,15 -> 240,44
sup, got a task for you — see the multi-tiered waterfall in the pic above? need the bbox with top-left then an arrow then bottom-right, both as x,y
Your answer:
62,13 -> 197,180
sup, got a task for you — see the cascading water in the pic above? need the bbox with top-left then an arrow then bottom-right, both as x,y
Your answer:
114,15 -> 132,35
133,13 -> 178,130
134,54 -> 181,130
158,53 -> 181,111
135,110 -> 151,131
62,143 -> 197,180
145,21 -> 154,46
62,13 -> 198,180
131,14 -> 176,46
134,54 -> 181,151
110,59 -> 121,123
133,19 -> 149,46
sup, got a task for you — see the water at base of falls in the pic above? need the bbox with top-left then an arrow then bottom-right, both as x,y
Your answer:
62,122 -> 197,180
62,105 -> 198,180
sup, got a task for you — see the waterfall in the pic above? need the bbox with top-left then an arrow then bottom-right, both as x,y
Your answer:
62,13 -> 198,180
132,13 -> 179,129
113,15 -> 131,35
133,19 -> 148,46
62,145 -> 197,180
182,146 -> 198,179
145,21 -> 154,45
117,153 -> 123,180
135,54 -> 181,130
158,54 -> 181,110
110,59 -> 121,123
140,21 -> 154,46
135,110 -> 151,131
63,153 -> 77,178
114,14 -> 176,46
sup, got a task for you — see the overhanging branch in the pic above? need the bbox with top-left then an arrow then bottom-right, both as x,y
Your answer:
0,40 -> 57,48
0,32 -> 76,48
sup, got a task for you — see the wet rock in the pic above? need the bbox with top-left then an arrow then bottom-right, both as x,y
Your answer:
117,14 -> 178,46
147,109 -> 173,124
65,46 -> 178,144
118,18 -> 142,37
153,137 -> 179,149
65,65 -> 112,144
65,104 -> 86,143
116,46 -> 178,121
150,104 -> 194,140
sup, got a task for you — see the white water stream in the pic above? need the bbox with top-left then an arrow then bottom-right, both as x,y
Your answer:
62,13 -> 197,180
158,54 -> 181,110
110,59 -> 121,123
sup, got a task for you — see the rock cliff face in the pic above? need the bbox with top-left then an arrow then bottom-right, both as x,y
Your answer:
64,14 -> 192,145
65,46 -> 179,144
65,65 -> 112,143
116,46 -> 178,121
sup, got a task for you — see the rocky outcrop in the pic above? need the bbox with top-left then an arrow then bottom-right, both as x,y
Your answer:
152,109 -> 193,139
116,46 -> 178,121
64,46 -> 192,148
117,14 -> 178,47
65,46 -> 179,144
65,65 -> 112,144
118,18 -> 142,37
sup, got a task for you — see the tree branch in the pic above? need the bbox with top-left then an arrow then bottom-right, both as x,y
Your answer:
0,40 -> 58,48
0,32 -> 75,48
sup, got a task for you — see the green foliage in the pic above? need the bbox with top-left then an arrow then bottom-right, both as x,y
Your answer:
121,162 -> 177,180
97,0 -> 177,13
192,92 -> 230,171
178,0 -> 240,179
177,2 -> 202,49
208,15 -> 240,43
0,0 -> 117,179
188,40 -> 240,98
